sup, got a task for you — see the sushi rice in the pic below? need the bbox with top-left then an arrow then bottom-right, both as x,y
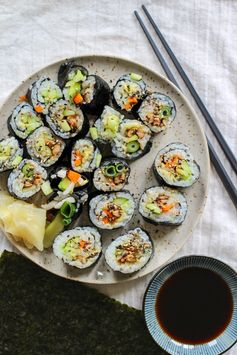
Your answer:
0,137 -> 23,172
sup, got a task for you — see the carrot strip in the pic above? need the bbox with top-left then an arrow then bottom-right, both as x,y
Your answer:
73,93 -> 83,104
19,95 -> 28,102
34,105 -> 44,113
67,170 -> 81,183
162,203 -> 175,212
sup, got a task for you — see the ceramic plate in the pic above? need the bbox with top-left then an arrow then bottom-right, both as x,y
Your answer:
0,55 -> 209,284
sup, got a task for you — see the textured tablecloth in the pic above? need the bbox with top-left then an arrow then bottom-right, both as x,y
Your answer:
0,0 -> 236,353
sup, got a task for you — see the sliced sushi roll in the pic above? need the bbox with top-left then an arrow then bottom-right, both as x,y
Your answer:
93,158 -> 130,192
90,105 -> 124,144
49,166 -> 89,194
0,137 -> 23,172
111,119 -> 152,160
53,227 -> 102,268
58,60 -> 88,104
8,159 -> 47,199
80,74 -> 110,115
105,228 -> 153,274
46,99 -> 87,139
154,143 -> 200,187
71,138 -> 102,173
138,93 -> 176,133
8,102 -> 44,139
26,127 -> 65,167
27,77 -> 63,115
42,193 -> 83,248
139,186 -> 187,225
89,191 -> 135,230
113,73 -> 146,113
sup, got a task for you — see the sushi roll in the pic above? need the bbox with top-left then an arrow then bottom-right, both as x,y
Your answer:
71,138 -> 102,173
46,99 -> 87,139
139,186 -> 187,225
53,227 -> 102,269
89,191 -> 135,230
0,137 -> 23,172
105,228 -> 153,274
93,158 -> 130,192
80,74 -> 110,115
26,127 -> 65,168
111,119 -> 152,160
90,105 -> 124,144
58,60 -> 88,104
8,159 -> 47,199
154,143 -> 200,187
27,77 -> 63,115
42,193 -> 83,248
49,166 -> 89,194
113,73 -> 146,113
138,93 -> 176,133
8,102 -> 44,139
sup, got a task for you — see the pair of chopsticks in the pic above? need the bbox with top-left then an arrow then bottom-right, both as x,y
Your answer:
134,6 -> 237,209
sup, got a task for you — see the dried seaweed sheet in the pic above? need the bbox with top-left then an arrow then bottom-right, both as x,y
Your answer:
0,251 -> 165,355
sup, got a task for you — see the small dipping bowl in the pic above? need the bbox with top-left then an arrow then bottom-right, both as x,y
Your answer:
143,256 -> 237,355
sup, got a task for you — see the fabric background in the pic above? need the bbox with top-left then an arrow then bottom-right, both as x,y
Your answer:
0,0 -> 236,353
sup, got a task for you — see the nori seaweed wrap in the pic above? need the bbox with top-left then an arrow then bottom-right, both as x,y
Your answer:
53,227 -> 102,269
0,136 -> 23,172
27,77 -> 63,115
26,127 -> 66,168
46,99 -> 88,139
8,102 -> 44,139
105,228 -> 153,274
139,186 -> 187,226
71,138 -> 102,173
7,159 -> 47,200
138,93 -> 176,133
153,143 -> 200,187
89,191 -> 135,230
113,73 -> 146,113
58,60 -> 88,95
111,119 -> 152,160
93,158 -> 130,192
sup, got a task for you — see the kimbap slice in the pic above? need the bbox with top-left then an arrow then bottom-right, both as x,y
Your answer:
0,137 -> 23,172
154,143 -> 200,187
26,127 -> 65,167
58,60 -> 88,104
93,158 -> 130,192
80,74 -> 110,115
49,166 -> 89,194
8,102 -> 44,139
8,159 -> 47,199
42,193 -> 83,248
113,73 -> 146,112
71,138 -> 102,173
90,105 -> 124,144
89,191 -> 135,230
46,99 -> 87,139
53,227 -> 102,269
27,77 -> 63,115
105,228 -> 153,274
111,119 -> 152,160
139,186 -> 187,225
138,93 -> 176,133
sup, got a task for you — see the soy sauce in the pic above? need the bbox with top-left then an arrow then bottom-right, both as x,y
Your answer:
156,267 -> 233,345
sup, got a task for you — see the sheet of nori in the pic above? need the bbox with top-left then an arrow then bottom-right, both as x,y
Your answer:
0,251 -> 165,355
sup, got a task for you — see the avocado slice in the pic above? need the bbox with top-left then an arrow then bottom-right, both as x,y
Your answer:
146,203 -> 162,214
113,197 -> 130,208
176,160 -> 192,180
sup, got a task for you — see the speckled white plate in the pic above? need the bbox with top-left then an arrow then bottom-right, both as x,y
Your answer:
0,55 -> 209,284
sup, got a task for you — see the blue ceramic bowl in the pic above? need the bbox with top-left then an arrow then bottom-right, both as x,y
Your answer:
143,256 -> 237,355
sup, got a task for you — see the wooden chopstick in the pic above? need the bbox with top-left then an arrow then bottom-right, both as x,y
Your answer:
142,5 -> 237,176
134,10 -> 237,209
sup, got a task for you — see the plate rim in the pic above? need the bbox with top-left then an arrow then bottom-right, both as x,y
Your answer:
1,54 -> 210,284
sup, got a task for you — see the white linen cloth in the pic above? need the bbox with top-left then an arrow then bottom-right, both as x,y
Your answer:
0,0 -> 236,353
